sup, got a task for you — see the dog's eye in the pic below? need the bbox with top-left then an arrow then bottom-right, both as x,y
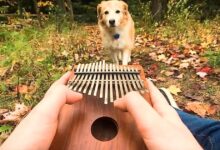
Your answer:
116,10 -> 120,14
104,11 -> 109,15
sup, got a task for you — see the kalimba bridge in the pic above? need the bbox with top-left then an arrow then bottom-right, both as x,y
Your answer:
68,61 -> 145,104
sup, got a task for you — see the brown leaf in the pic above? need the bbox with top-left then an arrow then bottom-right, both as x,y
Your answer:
2,103 -> 30,123
185,102 -> 217,117
183,92 -> 204,101
14,85 -> 28,94
156,77 -> 166,82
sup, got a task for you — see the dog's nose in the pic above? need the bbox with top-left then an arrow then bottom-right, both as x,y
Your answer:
109,19 -> 115,26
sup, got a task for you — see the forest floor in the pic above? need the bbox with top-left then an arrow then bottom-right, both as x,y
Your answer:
0,17 -> 220,143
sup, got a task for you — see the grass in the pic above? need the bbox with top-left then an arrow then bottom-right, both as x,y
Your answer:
0,20 -> 88,108
0,15 -> 219,110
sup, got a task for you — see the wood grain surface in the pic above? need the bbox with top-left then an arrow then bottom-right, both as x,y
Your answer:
50,65 -> 150,150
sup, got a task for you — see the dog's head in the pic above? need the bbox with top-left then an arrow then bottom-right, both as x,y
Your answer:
97,0 -> 128,28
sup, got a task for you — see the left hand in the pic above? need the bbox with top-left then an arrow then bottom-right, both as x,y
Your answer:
1,72 -> 83,150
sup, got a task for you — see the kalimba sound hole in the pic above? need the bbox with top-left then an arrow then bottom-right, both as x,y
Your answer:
91,116 -> 118,141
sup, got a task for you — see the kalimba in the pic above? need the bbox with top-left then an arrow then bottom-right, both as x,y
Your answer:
50,61 -> 151,150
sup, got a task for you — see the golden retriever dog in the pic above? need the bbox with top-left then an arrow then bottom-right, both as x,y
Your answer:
97,0 -> 135,65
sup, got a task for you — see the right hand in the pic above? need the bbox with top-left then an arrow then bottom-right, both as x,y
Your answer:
114,79 -> 202,150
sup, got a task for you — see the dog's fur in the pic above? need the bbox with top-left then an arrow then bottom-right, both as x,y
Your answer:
97,0 -> 135,65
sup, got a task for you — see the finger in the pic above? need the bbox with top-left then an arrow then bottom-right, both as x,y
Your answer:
65,87 -> 83,104
147,79 -> 170,108
114,98 -> 127,111
36,85 -> 82,122
114,91 -> 162,137
53,71 -> 72,86
147,79 -> 185,126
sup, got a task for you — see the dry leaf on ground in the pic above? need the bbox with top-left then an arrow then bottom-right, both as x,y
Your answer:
167,85 -> 181,95
14,85 -> 28,94
196,72 -> 207,78
1,103 -> 30,124
185,102 -> 218,117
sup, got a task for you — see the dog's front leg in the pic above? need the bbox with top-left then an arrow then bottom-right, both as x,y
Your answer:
122,50 -> 131,65
112,50 -> 119,64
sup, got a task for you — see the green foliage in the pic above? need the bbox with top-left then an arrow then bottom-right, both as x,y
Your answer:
205,50 -> 220,68
0,20 -> 88,108
0,125 -> 13,134
167,0 -> 220,21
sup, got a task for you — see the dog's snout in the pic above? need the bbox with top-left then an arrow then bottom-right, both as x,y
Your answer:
109,19 -> 115,26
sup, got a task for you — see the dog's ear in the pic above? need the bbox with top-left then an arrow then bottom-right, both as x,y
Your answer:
121,1 -> 128,12
97,4 -> 102,18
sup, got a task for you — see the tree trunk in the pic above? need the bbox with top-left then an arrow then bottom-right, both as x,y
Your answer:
151,0 -> 168,21
55,0 -> 66,32
66,0 -> 74,29
56,0 -> 66,13
18,0 -> 23,18
33,0 -> 43,28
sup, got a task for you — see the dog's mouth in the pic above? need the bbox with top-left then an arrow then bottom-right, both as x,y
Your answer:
109,24 -> 116,28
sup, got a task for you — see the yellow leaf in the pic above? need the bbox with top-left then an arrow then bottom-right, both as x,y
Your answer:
0,67 -> 8,77
157,54 -> 167,62
168,85 -> 181,96
36,57 -> 45,62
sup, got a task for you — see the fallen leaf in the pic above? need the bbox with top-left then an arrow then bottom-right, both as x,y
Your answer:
2,103 -> 30,122
179,62 -> 189,69
14,85 -> 28,94
185,102 -> 218,117
62,50 -> 69,57
0,67 -> 8,77
156,77 -> 166,82
176,73 -> 184,79
157,54 -> 167,62
164,71 -> 174,76
36,57 -> 45,62
196,72 -> 207,78
167,85 -> 181,95
149,52 -> 157,60
198,66 -> 213,74
146,64 -> 158,78
183,91 -> 204,101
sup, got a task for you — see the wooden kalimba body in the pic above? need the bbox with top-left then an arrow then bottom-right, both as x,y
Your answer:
50,61 -> 151,150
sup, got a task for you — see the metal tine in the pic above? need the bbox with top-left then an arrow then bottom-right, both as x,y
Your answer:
78,63 -> 92,92
120,66 -> 129,94
88,62 -> 98,95
135,68 -> 144,89
74,64 -> 88,91
104,63 -> 109,104
132,67 -> 142,90
128,67 -> 138,91
83,63 -> 95,94
116,65 -> 124,97
109,64 -> 114,102
113,64 -> 119,100
93,61 -> 102,96
124,66 -> 133,92
72,64 -> 84,91
68,64 -> 81,89
99,60 -> 106,99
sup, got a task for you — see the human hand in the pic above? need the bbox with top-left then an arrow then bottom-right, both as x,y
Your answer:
1,72 -> 82,150
114,80 -> 202,150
